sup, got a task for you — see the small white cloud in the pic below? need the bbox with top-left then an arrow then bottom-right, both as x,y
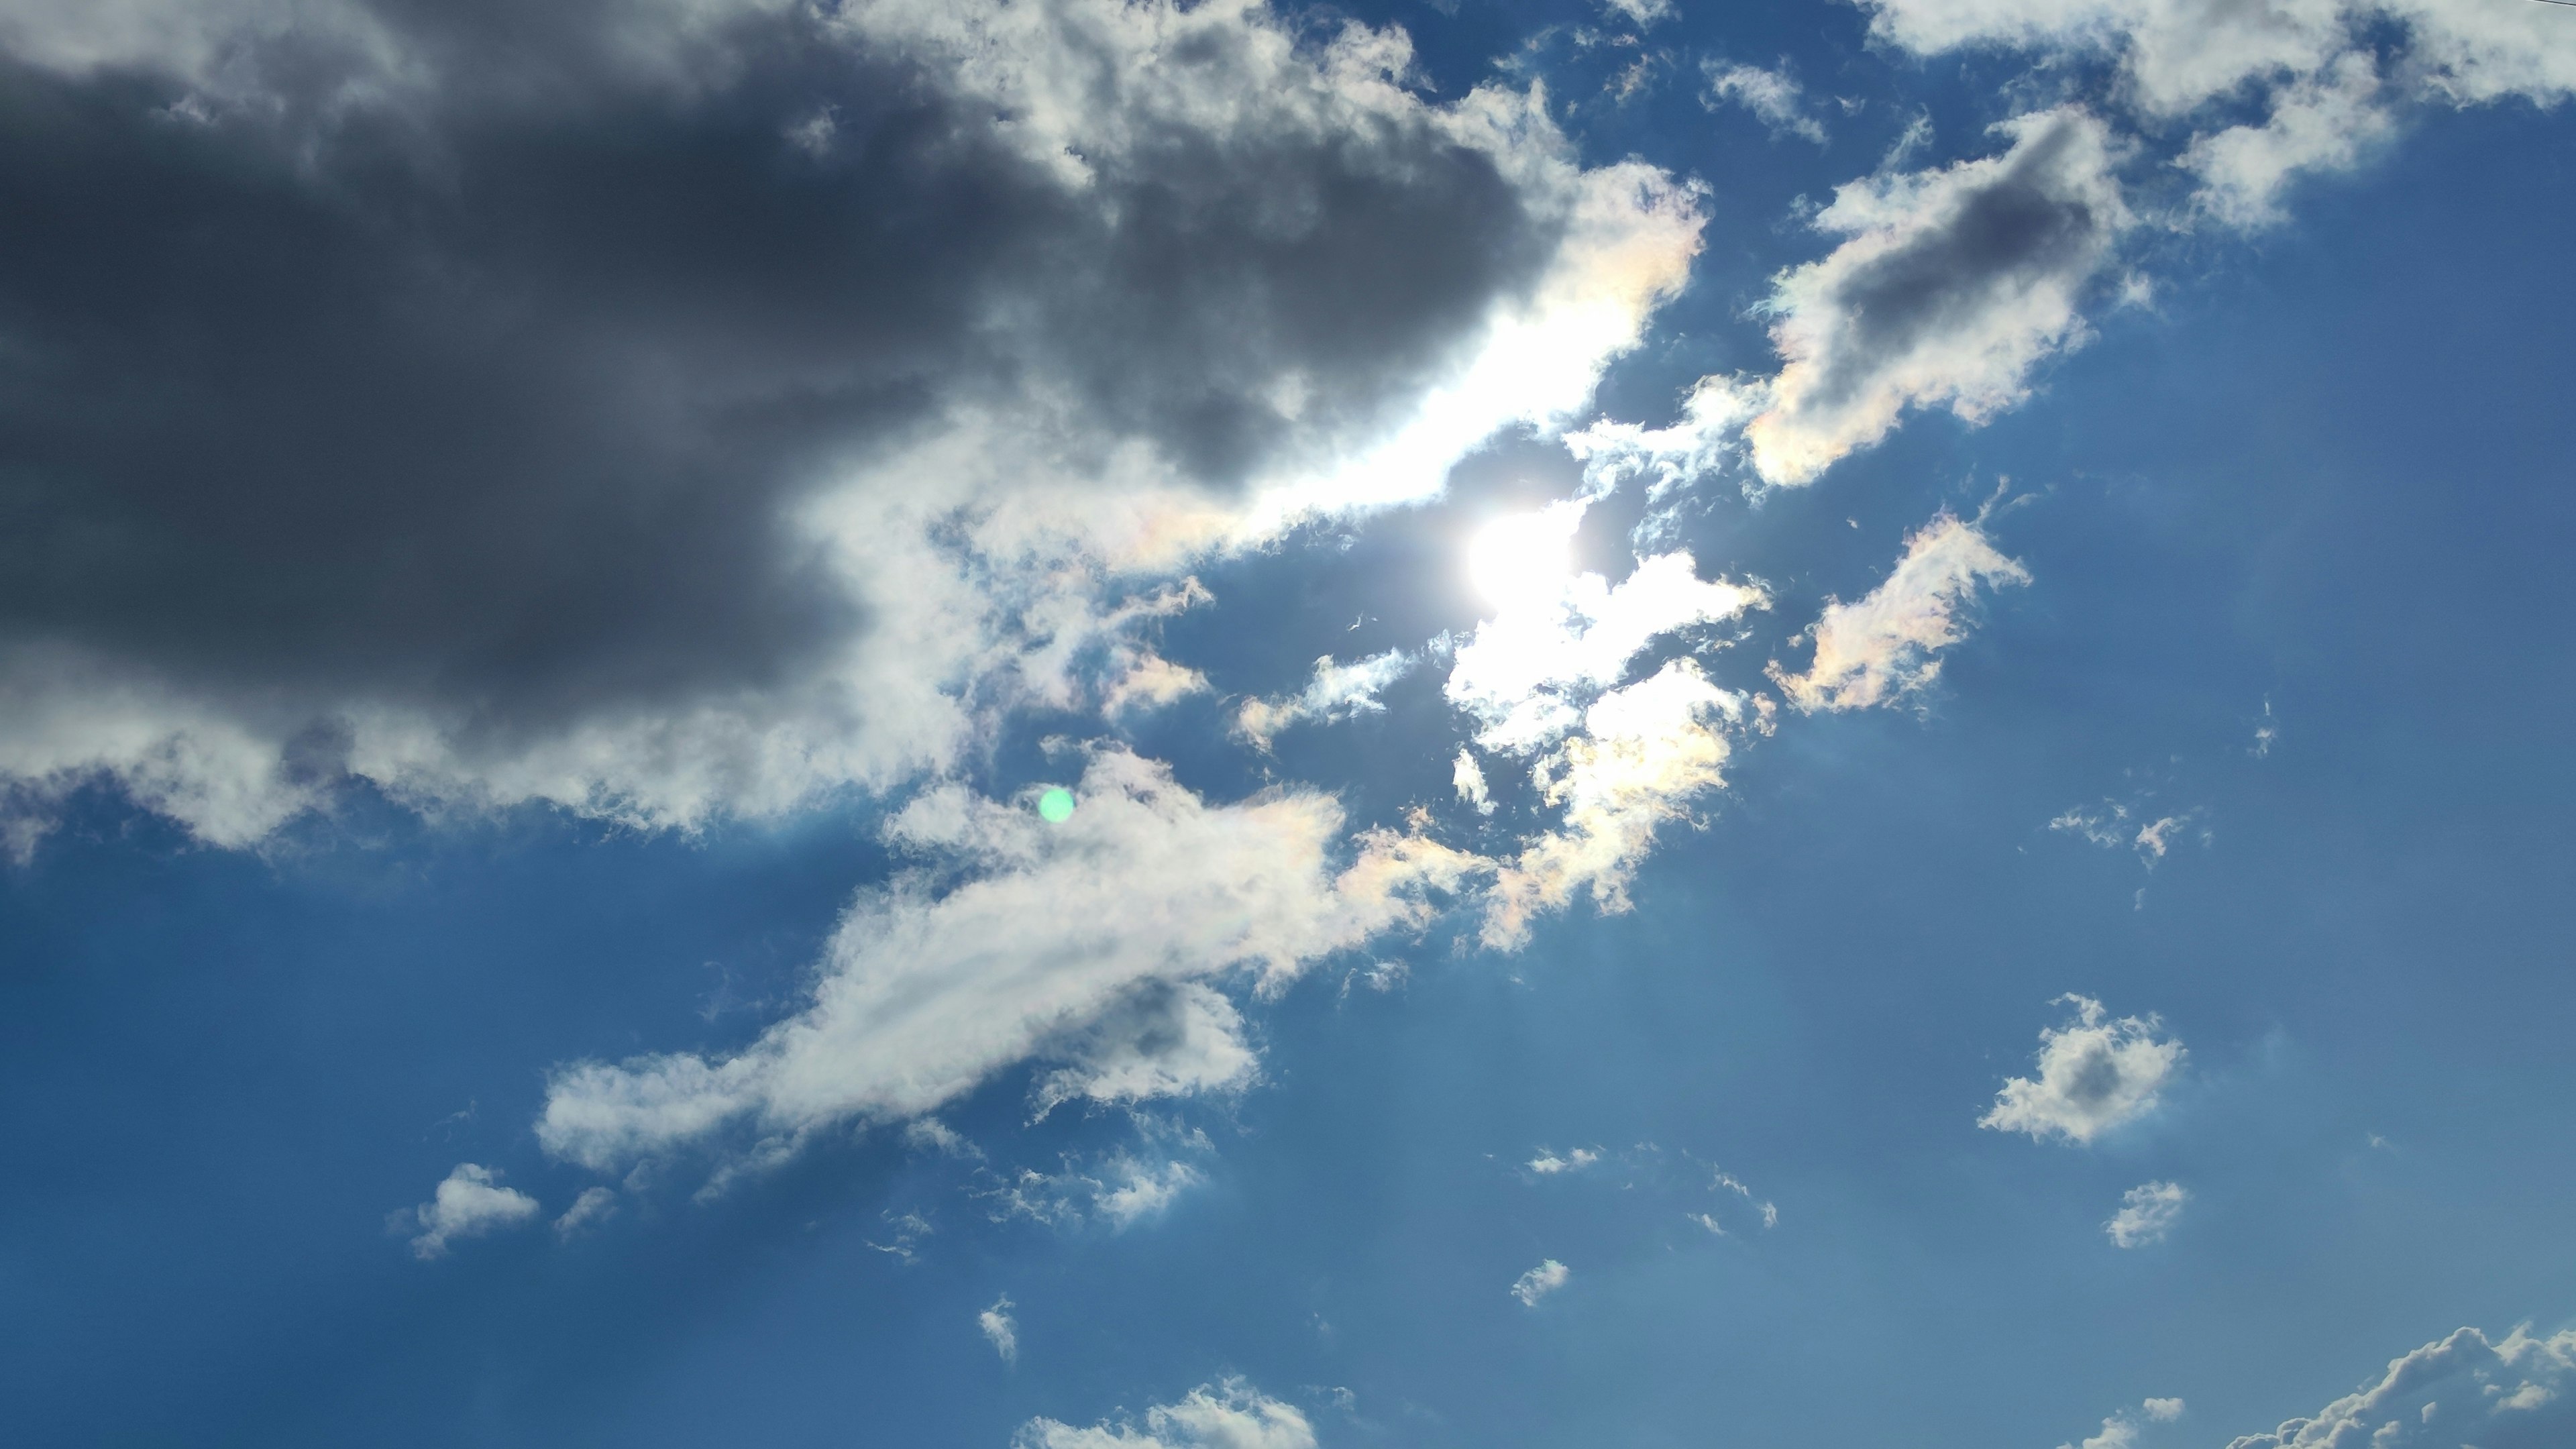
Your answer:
2060,1416 -> 2139,1449
1016,1378 -> 1316,1449
1527,1146 -> 1601,1175
1102,653 -> 1211,718
1511,1258 -> 1572,1306
398,1163 -> 539,1260
983,1149 -> 1207,1232
1980,995 -> 2185,1146
1705,61 -> 1827,143
904,1118 -> 983,1159
1596,0 -> 1672,25
553,1185 -> 616,1239
867,1210 -> 934,1264
1772,511 -> 2029,712
2141,1398 -> 2184,1422
2105,1181 -> 2188,1248
1235,649 -> 1415,749
981,1295 -> 1020,1364
1454,748 -> 1495,815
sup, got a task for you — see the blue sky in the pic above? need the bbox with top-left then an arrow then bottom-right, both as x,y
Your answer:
3,2 -> 2575,1446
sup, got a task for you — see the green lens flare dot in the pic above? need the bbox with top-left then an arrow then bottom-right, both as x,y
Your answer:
1036,787 -> 1076,823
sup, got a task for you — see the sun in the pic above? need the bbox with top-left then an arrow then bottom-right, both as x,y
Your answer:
1466,502 -> 1585,611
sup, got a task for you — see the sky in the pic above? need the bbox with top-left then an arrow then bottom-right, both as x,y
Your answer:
2,1 -> 2574,1446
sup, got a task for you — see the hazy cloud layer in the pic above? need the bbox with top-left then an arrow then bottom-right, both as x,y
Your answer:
0,0 -> 1703,849
1772,513 -> 2029,712
1016,1378 -> 1317,1449
2222,1324 -> 2576,1449
1980,994 -> 2184,1145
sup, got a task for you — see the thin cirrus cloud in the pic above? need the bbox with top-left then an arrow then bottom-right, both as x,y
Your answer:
1980,995 -> 2186,1146
1015,1378 -> 1318,1449
0,0 -> 1703,855
395,1163 -> 541,1261
2219,1324 -> 2576,1449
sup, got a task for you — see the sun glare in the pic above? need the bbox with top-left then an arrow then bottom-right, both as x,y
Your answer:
1467,503 -> 1584,610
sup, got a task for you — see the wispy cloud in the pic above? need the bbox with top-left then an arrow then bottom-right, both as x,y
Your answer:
980,1295 -> 1020,1364
1704,60 -> 1827,144
1772,511 -> 2029,712
1236,649 -> 1417,751
1511,1259 -> 1572,1306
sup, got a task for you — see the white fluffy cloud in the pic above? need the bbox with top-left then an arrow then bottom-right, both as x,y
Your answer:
1511,1258 -> 1572,1306
1772,513 -> 2030,712
2222,1324 -> 2576,1449
2104,1180 -> 2188,1247
536,748 -> 1485,1174
1980,995 -> 2185,1146
1016,1379 -> 1318,1449
398,1163 -> 541,1260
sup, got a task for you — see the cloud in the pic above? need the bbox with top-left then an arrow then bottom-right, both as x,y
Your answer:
1511,1258 -> 1572,1306
2051,798 -> 2204,864
1859,0 -> 2576,228
0,0 -> 1704,850
2105,1181 -> 2188,1247
982,1148 -> 1208,1232
981,1295 -> 1020,1364
1016,1379 -> 1318,1449
1724,107 -> 2132,486
1704,61 -> 1827,144
1453,749 -> 1495,815
1980,995 -> 2185,1146
553,1186 -> 618,1240
2221,1324 -> 2576,1449
1771,512 -> 2029,712
2061,1399 -> 2182,1449
397,1163 -> 540,1260
1527,1146 -> 1601,1174
535,747 -> 1485,1175
1235,649 -> 1416,751
1446,532 -> 1765,757
1483,659 -> 1763,949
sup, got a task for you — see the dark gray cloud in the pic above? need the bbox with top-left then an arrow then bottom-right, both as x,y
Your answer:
0,0 -> 1690,843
